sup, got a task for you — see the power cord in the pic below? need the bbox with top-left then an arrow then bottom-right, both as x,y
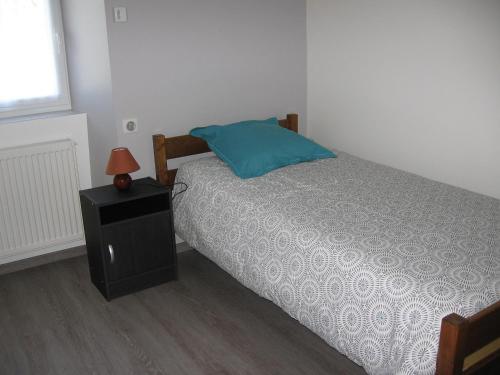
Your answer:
169,182 -> 188,200
135,180 -> 188,200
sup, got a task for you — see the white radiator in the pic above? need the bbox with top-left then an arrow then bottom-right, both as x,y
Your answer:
0,139 -> 85,264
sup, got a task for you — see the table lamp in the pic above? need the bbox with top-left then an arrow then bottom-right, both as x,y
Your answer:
105,147 -> 140,191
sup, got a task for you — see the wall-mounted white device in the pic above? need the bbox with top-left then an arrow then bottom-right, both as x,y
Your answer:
113,7 -> 127,23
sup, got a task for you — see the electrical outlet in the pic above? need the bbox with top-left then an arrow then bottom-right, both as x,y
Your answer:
122,118 -> 138,134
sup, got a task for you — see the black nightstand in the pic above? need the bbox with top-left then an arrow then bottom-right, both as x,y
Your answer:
79,177 -> 177,300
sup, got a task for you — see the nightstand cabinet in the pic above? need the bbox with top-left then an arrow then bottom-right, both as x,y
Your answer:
80,177 -> 177,300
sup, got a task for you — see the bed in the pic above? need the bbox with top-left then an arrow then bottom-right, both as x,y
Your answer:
153,114 -> 500,375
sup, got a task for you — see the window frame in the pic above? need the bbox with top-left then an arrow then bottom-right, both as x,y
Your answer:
0,0 -> 71,119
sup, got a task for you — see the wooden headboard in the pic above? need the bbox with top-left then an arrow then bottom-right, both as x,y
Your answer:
152,113 -> 298,186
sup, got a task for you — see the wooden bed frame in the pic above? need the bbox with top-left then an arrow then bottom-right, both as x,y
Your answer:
152,113 -> 499,375
152,113 -> 298,186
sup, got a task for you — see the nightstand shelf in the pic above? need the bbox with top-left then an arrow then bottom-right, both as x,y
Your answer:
80,177 -> 177,300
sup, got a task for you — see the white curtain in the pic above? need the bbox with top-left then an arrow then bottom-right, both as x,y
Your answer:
0,0 -> 60,107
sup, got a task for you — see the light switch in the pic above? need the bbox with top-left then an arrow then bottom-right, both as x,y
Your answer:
113,7 -> 127,23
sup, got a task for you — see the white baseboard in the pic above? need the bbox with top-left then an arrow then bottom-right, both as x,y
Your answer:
0,245 -> 86,276
0,240 -> 193,276
0,238 -> 85,265
176,241 -> 193,253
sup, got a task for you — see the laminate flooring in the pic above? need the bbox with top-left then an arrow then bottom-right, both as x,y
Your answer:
0,250 -> 366,375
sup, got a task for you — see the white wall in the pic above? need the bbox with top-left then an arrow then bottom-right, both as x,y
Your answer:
61,0 -> 117,186
104,0 -> 307,181
308,0 -> 500,199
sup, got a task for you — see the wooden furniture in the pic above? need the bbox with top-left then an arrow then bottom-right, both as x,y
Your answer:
80,177 -> 177,300
153,113 -> 298,186
151,113 -> 499,374
436,300 -> 500,375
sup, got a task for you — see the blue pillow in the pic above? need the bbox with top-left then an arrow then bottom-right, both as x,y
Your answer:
190,117 -> 336,179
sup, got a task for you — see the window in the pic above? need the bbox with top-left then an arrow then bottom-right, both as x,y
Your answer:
0,0 -> 71,118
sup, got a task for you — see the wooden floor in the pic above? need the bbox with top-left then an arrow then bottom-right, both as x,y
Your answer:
0,250 -> 366,375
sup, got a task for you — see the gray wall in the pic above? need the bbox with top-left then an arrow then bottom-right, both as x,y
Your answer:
61,0 -> 117,186
104,0 -> 307,181
308,0 -> 500,199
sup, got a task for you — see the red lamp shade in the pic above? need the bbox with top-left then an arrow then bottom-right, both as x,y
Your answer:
106,148 -> 140,190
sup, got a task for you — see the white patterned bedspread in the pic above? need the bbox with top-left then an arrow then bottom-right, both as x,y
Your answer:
173,152 -> 500,375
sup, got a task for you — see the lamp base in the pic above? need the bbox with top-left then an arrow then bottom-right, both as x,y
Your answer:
113,173 -> 132,191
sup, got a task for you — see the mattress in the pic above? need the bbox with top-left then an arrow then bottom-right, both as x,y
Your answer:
173,152 -> 500,375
